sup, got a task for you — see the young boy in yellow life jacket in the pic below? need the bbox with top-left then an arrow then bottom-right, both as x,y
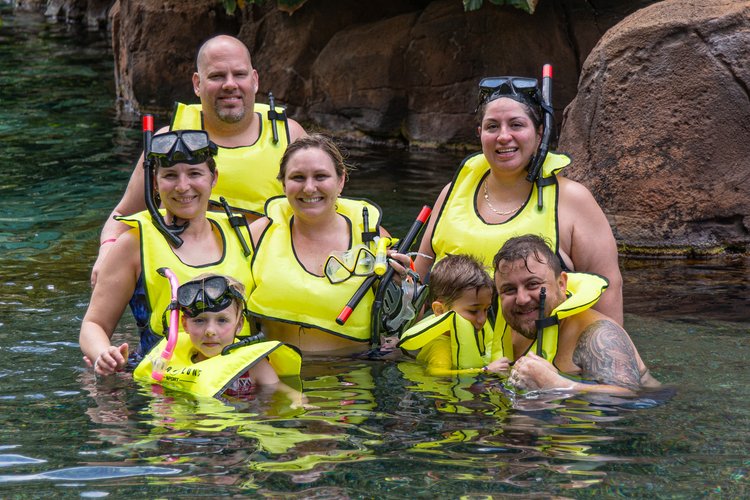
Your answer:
134,273 -> 309,407
398,254 -> 511,376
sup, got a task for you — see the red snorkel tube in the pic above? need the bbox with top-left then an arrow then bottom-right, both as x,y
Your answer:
151,267 -> 180,381
142,114 -> 184,247
525,64 -> 554,209
336,206 -> 432,333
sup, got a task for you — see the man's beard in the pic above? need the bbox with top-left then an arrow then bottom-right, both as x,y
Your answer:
217,107 -> 245,124
506,288 -> 564,339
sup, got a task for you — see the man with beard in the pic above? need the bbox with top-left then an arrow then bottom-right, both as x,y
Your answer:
91,35 -> 306,286
493,235 -> 660,395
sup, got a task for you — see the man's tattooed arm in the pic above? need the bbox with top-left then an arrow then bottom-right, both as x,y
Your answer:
572,320 -> 642,390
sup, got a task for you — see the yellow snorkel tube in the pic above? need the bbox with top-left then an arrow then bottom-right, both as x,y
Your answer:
373,237 -> 398,276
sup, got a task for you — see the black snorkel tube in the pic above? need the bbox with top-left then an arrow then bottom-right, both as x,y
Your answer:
267,92 -> 289,145
219,196 -> 252,257
536,287 -> 546,356
221,331 -> 266,355
361,206 -> 379,249
335,206 -> 431,345
525,64 -> 554,210
142,114 -> 186,248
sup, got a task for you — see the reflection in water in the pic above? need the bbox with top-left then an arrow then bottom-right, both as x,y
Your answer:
1,6 -> 749,498
75,358 -> 679,496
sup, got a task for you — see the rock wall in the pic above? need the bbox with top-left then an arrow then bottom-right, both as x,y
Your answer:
18,0 -> 748,255
109,0 -> 241,115
558,0 -> 750,254
106,0 -> 653,147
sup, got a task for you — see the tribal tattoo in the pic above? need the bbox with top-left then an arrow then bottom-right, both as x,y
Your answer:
572,320 -> 641,390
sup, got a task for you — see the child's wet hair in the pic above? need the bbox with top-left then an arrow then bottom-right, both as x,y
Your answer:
428,254 -> 494,308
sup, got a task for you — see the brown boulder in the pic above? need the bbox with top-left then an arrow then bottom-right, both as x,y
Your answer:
558,0 -> 750,255
272,0 -> 585,146
105,0 -> 649,142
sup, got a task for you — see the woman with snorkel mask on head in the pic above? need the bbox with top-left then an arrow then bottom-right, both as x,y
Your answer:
246,134 -> 403,357
80,128 -> 255,376
414,68 -> 623,324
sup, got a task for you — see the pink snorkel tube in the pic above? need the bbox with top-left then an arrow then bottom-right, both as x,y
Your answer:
152,267 -> 180,381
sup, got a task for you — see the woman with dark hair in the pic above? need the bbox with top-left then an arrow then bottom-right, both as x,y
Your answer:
414,74 -> 623,324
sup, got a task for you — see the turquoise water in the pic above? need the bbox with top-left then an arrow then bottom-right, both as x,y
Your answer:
1,9 -> 749,498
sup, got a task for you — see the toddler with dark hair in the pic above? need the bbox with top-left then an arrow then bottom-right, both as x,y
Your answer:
398,254 -> 510,376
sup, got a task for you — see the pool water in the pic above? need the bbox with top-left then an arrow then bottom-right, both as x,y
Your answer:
1,8 -> 748,498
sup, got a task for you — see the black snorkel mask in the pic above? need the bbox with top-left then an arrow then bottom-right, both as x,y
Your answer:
141,115 -> 218,247
477,76 -> 544,114
176,275 -> 265,353
176,275 -> 246,318
477,66 -> 555,209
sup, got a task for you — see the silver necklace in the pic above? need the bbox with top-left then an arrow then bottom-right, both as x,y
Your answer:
483,178 -> 523,216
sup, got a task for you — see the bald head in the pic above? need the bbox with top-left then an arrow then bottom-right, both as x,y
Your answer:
196,35 -> 252,72
192,34 -> 259,126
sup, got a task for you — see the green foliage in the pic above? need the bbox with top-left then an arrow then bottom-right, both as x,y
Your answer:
463,0 -> 537,14
221,0 -> 309,15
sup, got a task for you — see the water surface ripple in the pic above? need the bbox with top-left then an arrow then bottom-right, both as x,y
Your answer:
0,7 -> 748,499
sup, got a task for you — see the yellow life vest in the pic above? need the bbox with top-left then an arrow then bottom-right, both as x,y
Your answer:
248,196 -> 382,342
118,210 -> 254,338
399,311 -> 508,371
171,102 -> 289,215
493,272 -> 609,364
431,152 -> 570,273
133,333 -> 301,399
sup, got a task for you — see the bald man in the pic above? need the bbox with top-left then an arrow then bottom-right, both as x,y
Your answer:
92,35 -> 306,286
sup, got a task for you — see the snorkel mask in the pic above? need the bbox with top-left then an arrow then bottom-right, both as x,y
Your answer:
177,275 -> 246,318
161,273 -> 264,356
149,130 -> 218,168
142,115 -> 218,247
476,66 -> 555,209
477,76 -> 544,118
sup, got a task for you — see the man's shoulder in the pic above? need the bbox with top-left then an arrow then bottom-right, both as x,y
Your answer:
560,309 -> 608,341
566,313 -> 636,367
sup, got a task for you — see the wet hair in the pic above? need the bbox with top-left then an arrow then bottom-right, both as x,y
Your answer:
277,133 -> 351,183
476,96 -> 543,129
428,254 -> 494,308
492,235 -> 562,278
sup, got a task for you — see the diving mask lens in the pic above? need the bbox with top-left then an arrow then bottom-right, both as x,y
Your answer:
147,130 -> 216,167
324,246 -> 376,284
150,133 -> 174,156
478,76 -> 539,106
177,276 -> 238,317
181,130 -> 213,153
